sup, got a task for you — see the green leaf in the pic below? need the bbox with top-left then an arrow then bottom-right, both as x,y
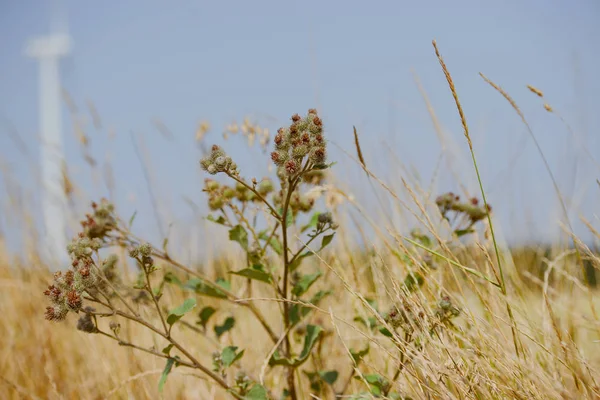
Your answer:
163,272 -> 182,286
403,272 -> 424,292
128,211 -> 137,228
214,316 -> 235,338
183,278 -> 228,299
320,233 -> 335,250
216,278 -> 231,291
162,344 -> 174,356
259,230 -> 283,255
410,229 -> 432,248
221,346 -> 245,368
363,373 -> 390,396
158,357 -> 176,392
207,214 -> 227,225
454,228 -> 475,237
197,306 -> 216,329
312,161 -> 336,170
269,325 -> 322,367
379,326 -> 394,337
167,298 -> 197,326
350,345 -> 370,363
319,370 -> 339,385
292,272 -> 322,297
301,212 -> 320,233
289,252 -> 313,272
229,225 -> 249,251
230,268 -> 272,283
244,384 -> 269,400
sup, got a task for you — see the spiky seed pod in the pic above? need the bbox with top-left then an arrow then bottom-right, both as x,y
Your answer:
271,150 -> 289,166
200,158 -> 212,171
285,159 -> 298,175
208,195 -> 224,211
291,113 -> 301,122
309,147 -> 326,164
205,179 -> 220,191
274,130 -> 290,150
298,197 -> 314,212
223,187 -> 236,199
44,285 -> 62,303
64,270 -> 75,286
142,255 -> 154,267
109,321 -> 121,335
77,313 -> 97,333
214,156 -> 229,172
45,304 -> 68,322
90,238 -> 102,251
435,193 -> 456,209
66,290 -> 82,312
75,265 -> 96,289
138,243 -> 152,257
257,179 -> 274,195
318,212 -> 333,224
292,145 -> 309,158
209,147 -> 226,162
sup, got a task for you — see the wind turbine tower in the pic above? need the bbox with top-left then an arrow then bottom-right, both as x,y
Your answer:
25,7 -> 71,265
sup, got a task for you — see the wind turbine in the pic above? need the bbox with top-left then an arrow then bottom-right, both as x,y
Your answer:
25,2 -> 71,265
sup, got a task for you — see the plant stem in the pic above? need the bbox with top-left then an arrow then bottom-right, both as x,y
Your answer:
281,176 -> 299,400
140,258 -> 169,335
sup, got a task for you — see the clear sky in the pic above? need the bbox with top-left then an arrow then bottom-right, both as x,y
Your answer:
1,0 -> 599,257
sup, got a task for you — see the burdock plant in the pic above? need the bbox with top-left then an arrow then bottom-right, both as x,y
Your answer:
42,109 -> 340,399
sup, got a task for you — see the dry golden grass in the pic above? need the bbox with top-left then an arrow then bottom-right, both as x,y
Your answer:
1,230 -> 600,399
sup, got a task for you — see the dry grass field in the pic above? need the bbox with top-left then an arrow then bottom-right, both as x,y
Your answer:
1,44 -> 599,400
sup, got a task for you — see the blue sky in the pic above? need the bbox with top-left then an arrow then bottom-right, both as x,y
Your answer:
1,0 -> 599,255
